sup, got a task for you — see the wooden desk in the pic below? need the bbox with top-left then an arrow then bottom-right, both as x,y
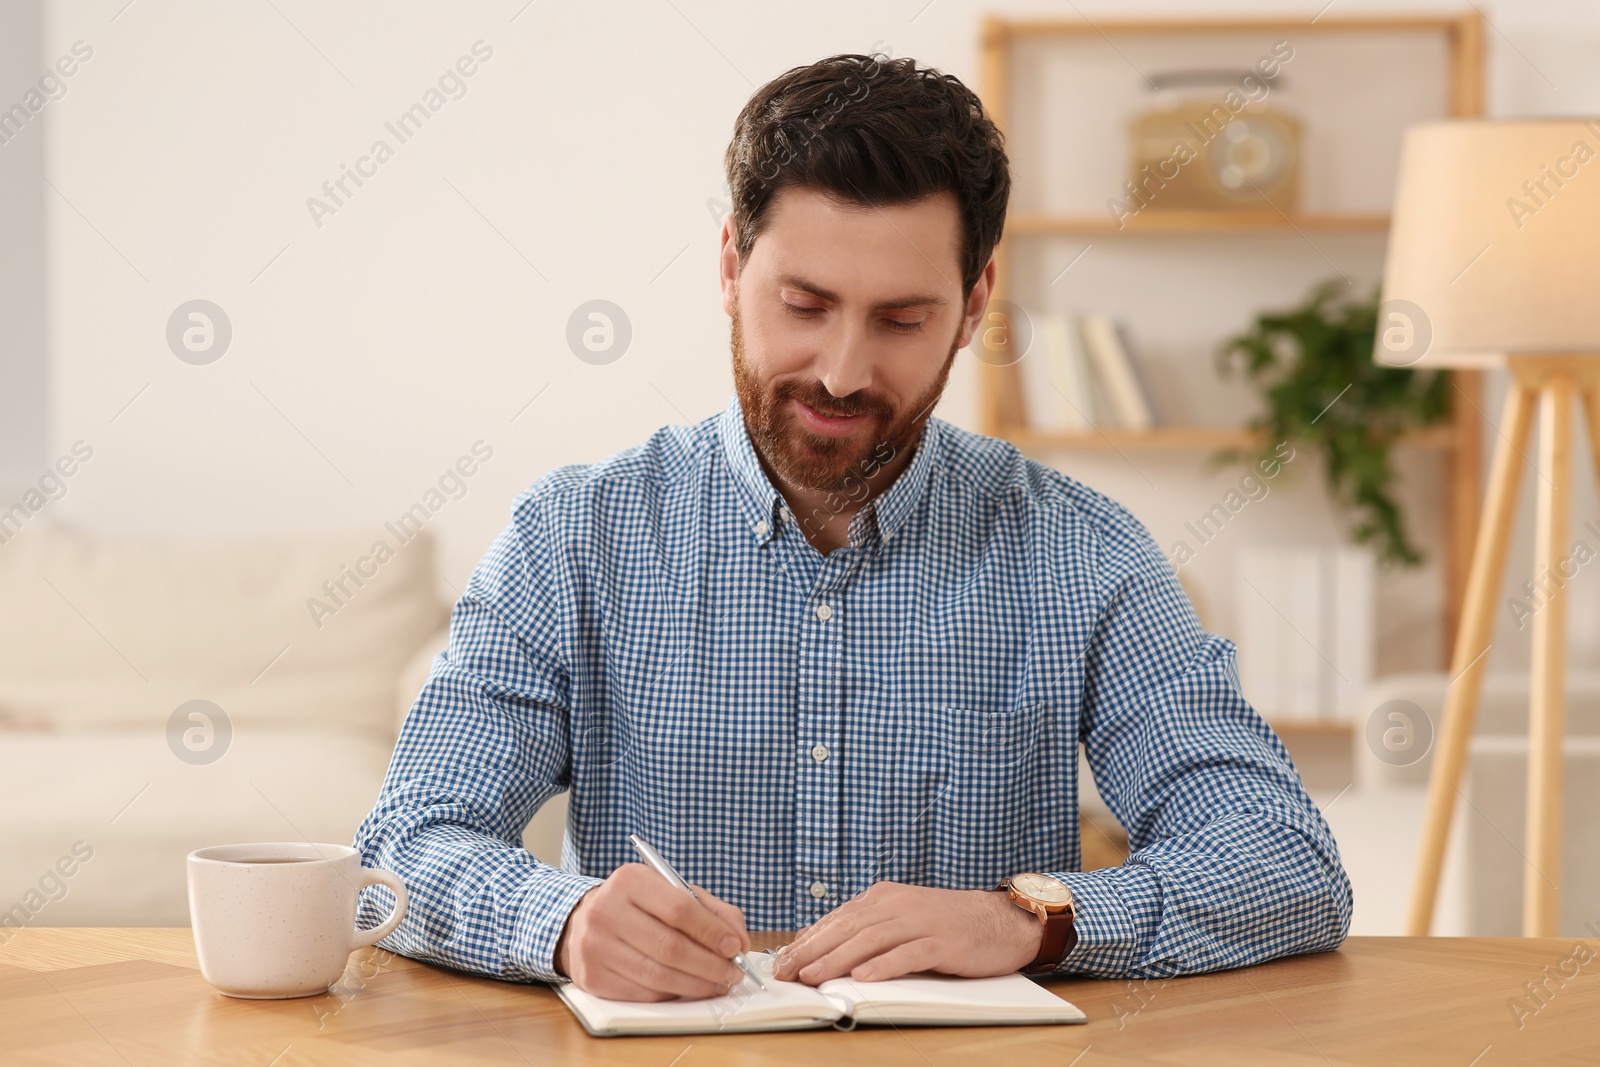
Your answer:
4,929 -> 1595,1065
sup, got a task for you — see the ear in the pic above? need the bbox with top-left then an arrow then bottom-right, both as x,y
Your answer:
955,254 -> 998,350
718,213 -> 740,318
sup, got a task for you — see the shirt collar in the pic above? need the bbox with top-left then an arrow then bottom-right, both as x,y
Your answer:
716,391 -> 941,549
717,392 -> 786,546
870,414 -> 938,545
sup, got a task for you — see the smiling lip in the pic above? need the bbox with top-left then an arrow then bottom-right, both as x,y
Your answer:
793,400 -> 870,437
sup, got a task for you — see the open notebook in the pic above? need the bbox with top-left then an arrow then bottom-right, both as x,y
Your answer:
555,949 -> 1087,1036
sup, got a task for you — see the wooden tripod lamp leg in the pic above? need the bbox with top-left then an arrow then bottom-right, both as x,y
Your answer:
1581,384 -> 1600,490
1407,382 -> 1536,935
1524,374 -> 1574,935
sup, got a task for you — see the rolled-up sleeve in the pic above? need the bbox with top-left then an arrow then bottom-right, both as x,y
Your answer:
354,491 -> 599,983
1045,507 -> 1353,977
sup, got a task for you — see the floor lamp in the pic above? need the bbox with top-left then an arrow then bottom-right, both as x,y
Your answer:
1380,119 -> 1600,937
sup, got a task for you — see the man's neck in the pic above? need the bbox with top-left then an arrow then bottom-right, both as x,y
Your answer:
759,437 -> 919,556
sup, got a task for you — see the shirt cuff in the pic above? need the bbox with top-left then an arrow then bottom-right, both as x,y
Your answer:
511,869 -> 605,983
1046,868 -> 1146,977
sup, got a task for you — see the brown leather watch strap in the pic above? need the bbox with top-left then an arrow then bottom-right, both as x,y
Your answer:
995,880 -> 1079,975
1023,906 -> 1078,975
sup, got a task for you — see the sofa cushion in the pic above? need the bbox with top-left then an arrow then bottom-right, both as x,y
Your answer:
0,727 -> 396,928
0,523 -> 447,737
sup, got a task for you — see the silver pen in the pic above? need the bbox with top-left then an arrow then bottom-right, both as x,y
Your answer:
627,833 -> 767,991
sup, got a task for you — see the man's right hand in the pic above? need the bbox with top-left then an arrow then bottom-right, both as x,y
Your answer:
554,862 -> 751,1001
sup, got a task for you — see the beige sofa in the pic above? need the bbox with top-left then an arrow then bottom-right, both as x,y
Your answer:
0,523 -> 454,929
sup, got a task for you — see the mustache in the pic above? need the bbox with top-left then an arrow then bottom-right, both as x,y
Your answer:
778,381 -> 893,420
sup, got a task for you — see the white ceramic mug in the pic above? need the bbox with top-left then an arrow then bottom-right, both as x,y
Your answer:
187,841 -> 409,999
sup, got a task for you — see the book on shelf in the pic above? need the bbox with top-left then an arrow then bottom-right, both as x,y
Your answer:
1024,310 -> 1096,432
1082,321 -> 1123,431
1112,317 -> 1163,427
1233,545 -> 1375,723
555,948 -> 1087,1036
1017,308 -> 1161,434
1236,547 -> 1285,717
1282,546 -> 1324,720
1327,548 -> 1375,719
1078,312 -> 1155,432
1018,312 -> 1068,433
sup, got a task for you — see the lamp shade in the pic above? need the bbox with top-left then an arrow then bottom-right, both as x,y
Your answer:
1376,119 -> 1600,368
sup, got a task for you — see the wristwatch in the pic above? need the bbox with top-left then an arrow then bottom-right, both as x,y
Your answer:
994,872 -> 1077,975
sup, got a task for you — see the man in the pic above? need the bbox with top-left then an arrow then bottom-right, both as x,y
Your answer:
354,53 -> 1352,1002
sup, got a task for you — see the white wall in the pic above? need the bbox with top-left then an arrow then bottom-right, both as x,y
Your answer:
28,0 -> 1600,679
0,1 -> 49,492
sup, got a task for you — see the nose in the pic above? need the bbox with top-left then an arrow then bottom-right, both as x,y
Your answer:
812,318 -> 874,400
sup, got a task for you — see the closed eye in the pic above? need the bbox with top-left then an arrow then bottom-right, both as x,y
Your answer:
784,303 -> 925,334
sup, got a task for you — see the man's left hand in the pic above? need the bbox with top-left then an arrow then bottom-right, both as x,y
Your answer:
770,881 -> 1044,984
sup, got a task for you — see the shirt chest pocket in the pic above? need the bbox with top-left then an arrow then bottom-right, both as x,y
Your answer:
897,700 -> 1044,765
883,699 -> 1047,880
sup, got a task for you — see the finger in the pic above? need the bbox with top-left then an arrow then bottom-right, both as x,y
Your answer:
614,949 -> 741,1001
593,954 -> 735,1002
776,909 -> 857,977
796,919 -> 916,985
610,904 -> 745,994
578,961 -> 675,1002
772,916 -> 838,978
631,878 -> 746,958
774,905 -> 874,981
782,894 -> 866,958
848,936 -> 941,982
689,884 -> 750,952
795,882 -> 885,943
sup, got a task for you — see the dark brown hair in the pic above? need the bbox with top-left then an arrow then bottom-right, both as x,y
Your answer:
724,53 -> 1010,299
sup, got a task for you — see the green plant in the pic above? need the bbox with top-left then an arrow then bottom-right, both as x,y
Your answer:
1215,278 -> 1451,566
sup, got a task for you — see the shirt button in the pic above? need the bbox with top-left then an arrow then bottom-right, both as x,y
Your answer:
809,881 -> 828,899
814,603 -> 833,622
780,507 -> 793,522
810,743 -> 829,762
755,520 -> 769,536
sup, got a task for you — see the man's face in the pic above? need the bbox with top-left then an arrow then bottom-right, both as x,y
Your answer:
719,186 -> 992,495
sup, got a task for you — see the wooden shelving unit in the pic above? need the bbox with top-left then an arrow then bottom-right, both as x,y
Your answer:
1259,720 -> 1356,737
977,11 -> 1487,666
1009,211 -> 1392,236
1013,425 -> 1457,453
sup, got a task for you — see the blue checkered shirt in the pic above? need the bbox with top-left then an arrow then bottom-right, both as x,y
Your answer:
355,391 -> 1352,983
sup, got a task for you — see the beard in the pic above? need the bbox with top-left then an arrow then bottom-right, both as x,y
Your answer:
730,287 -> 960,496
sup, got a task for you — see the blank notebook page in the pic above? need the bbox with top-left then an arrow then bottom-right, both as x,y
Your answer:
817,968 -> 1087,1024
556,952 -> 839,1033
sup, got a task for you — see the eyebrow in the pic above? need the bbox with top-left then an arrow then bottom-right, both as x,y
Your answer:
778,273 -> 949,311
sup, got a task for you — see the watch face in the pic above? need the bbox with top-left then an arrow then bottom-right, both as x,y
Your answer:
1012,872 -> 1072,905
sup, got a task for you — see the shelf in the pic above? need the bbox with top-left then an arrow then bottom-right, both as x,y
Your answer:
1011,426 -> 1257,451
1007,425 -> 1456,452
1008,211 -> 1392,236
1264,720 -> 1355,737
994,14 -> 1482,36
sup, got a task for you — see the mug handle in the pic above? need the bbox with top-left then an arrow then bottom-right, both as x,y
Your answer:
352,867 -> 409,949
